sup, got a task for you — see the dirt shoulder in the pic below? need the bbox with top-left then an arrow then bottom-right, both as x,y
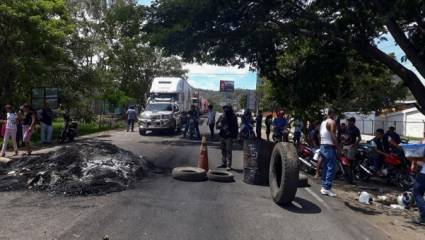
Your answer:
309,176 -> 425,240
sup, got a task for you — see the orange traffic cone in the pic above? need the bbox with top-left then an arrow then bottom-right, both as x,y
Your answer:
198,136 -> 209,171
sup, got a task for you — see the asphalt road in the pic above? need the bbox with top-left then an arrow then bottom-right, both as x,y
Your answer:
0,121 -> 393,240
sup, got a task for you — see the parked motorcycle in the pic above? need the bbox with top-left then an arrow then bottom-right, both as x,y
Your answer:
58,113 -> 78,144
298,143 -> 319,173
353,144 -> 415,189
298,143 -> 352,182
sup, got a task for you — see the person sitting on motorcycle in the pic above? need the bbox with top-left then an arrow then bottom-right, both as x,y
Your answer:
370,129 -> 390,176
272,110 -> 288,141
240,109 -> 255,139
186,105 -> 200,138
383,126 -> 408,165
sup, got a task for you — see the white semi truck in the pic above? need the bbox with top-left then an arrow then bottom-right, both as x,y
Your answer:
139,77 -> 193,135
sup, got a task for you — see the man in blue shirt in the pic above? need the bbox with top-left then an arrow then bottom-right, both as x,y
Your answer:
272,111 -> 288,141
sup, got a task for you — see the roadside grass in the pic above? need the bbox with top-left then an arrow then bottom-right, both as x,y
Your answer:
0,119 -> 125,146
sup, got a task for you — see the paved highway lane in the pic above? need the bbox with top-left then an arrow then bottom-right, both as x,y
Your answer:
0,121 -> 392,240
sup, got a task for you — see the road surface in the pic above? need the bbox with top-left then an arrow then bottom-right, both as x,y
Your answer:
0,122 -> 394,240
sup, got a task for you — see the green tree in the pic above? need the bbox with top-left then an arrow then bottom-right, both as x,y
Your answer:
259,39 -> 407,119
0,0 -> 74,106
147,0 -> 425,113
239,94 -> 247,109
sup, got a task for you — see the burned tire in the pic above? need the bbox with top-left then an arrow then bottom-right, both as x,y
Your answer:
298,173 -> 309,187
172,167 -> 207,182
269,142 -> 299,206
207,170 -> 234,182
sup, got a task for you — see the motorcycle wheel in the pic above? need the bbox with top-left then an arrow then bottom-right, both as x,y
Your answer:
353,164 -> 371,182
397,173 -> 415,190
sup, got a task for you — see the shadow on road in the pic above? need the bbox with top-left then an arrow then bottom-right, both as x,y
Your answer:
282,197 -> 322,214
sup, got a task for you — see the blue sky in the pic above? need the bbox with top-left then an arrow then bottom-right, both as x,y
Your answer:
139,0 -> 423,90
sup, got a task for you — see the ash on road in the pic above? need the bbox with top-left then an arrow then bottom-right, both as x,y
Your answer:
0,141 -> 147,195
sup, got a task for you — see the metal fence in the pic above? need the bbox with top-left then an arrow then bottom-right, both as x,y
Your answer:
347,119 -> 425,138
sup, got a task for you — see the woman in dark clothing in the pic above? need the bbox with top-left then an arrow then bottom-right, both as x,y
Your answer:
16,105 -> 24,147
22,104 -> 36,155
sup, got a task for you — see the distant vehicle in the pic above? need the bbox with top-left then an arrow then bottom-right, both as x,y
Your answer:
139,77 -> 192,135
139,100 -> 181,135
149,77 -> 193,112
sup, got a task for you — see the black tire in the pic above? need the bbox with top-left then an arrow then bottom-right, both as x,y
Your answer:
172,167 -> 207,182
298,173 -> 309,187
397,173 -> 415,190
269,142 -> 299,206
207,170 -> 234,182
139,129 -> 147,136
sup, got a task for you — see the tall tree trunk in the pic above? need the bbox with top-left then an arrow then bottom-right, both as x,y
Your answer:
385,18 -> 425,79
357,43 -> 425,114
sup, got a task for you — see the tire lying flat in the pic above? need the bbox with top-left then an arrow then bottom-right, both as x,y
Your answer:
207,170 -> 234,182
172,167 -> 207,182
269,142 -> 299,206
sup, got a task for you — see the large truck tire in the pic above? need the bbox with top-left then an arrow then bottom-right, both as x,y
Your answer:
172,167 -> 207,182
269,142 -> 299,206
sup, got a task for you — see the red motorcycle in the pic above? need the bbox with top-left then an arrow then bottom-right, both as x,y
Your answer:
354,146 -> 415,189
298,143 -> 352,182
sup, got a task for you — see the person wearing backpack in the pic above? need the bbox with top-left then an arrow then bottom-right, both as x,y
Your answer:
216,104 -> 238,170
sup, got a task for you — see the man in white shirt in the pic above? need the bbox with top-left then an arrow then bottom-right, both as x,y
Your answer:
319,109 -> 341,197
1,105 -> 18,157
207,105 -> 216,139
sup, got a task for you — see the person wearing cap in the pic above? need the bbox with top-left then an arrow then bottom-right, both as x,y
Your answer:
342,117 -> 361,184
0,105 -> 19,157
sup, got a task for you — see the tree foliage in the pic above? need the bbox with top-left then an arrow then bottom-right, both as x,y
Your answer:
0,0 -> 187,114
147,0 -> 425,113
0,0 -> 74,105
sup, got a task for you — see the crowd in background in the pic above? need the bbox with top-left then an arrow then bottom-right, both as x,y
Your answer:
0,102 -> 54,157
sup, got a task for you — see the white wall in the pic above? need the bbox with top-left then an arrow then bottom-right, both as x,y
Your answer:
405,111 -> 425,138
342,112 -> 376,135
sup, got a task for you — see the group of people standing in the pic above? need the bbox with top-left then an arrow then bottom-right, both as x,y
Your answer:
0,102 -> 54,157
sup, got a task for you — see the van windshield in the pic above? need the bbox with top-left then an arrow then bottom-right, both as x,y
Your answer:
146,103 -> 173,112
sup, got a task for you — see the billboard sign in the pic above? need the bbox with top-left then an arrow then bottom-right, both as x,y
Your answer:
220,80 -> 234,92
